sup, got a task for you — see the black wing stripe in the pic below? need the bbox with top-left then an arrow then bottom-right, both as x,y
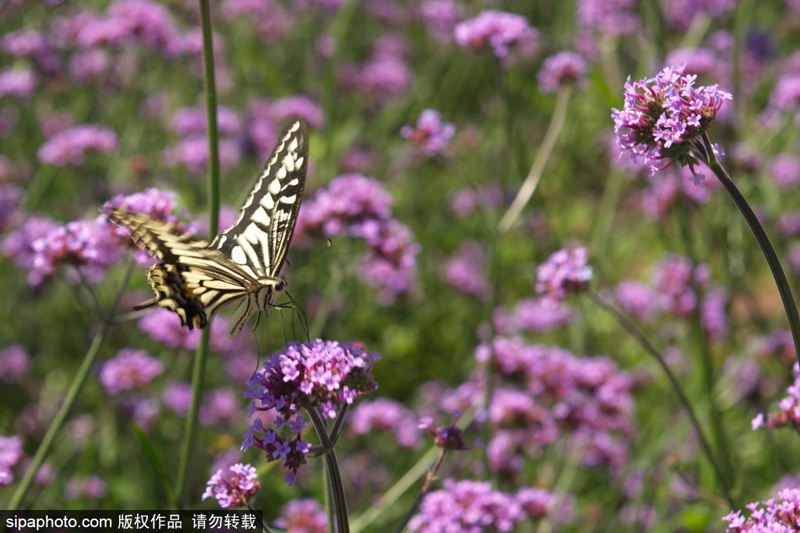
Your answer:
212,119 -> 307,277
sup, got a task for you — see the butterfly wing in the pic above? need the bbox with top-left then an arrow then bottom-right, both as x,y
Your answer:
212,118 -> 308,279
107,209 -> 259,330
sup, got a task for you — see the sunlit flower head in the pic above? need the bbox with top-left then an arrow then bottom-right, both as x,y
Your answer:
202,463 -> 261,509
536,246 -> 592,301
612,64 -> 732,175
243,340 -> 378,484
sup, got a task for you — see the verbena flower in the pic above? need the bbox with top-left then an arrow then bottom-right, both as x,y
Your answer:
1,215 -> 59,283
475,337 -> 636,476
420,0 -> 461,42
701,287 -> 730,340
68,49 -> 111,85
296,174 -> 419,303
442,240 -> 489,301
202,463 -> 261,509
723,487 -> 800,532
162,382 -> 192,416
662,0 -> 736,31
535,246 -> 592,301
454,10 -> 540,63
243,340 -> 378,484
0,183 -> 23,232
615,280 -> 659,320
171,106 -> 241,137
752,363 -> 800,431
64,475 -> 108,500
274,498 -> 327,533
576,0 -> 639,36
653,254 -> 708,317
612,64 -> 732,175
408,479 -> 524,532
400,109 -> 455,157
449,184 -> 502,218
409,479 -> 566,532
768,153 -> 800,190
199,388 -> 240,428
37,124 -> 118,166
0,435 -> 24,485
493,297 -> 574,334
1,30 -> 61,74
0,345 -> 31,384
30,217 -> 124,286
163,136 -> 241,173
349,398 -> 422,449
75,0 -> 183,57
537,52 -> 588,93
99,348 -> 163,395
0,68 -> 38,100
268,95 -> 325,128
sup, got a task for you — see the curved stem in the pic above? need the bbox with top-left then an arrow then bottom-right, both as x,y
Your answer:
498,85 -> 572,234
588,290 -> 735,507
700,132 -> 800,367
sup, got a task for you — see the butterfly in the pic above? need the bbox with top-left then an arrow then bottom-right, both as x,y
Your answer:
107,118 -> 308,337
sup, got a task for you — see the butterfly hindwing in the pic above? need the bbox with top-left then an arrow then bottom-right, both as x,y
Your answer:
107,118 -> 309,336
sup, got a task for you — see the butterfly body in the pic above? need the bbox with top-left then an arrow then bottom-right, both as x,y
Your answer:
108,118 -> 308,337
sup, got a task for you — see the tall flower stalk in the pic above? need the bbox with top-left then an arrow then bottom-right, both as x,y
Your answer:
612,65 -> 800,367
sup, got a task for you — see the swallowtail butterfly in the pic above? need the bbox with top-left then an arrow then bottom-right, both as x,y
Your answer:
108,118 -> 308,337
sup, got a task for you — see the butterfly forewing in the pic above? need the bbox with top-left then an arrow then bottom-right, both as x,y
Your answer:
107,118 -> 309,336
212,119 -> 308,279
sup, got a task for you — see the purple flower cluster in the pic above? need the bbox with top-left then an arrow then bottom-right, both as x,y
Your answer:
616,254 -> 727,336
0,345 -> 31,384
37,124 -> 118,167
576,0 -> 639,36
351,36 -> 413,103
442,240 -> 489,301
723,487 -> 800,532
65,0 -> 183,57
455,10 -> 540,64
408,479 -> 566,532
612,64 -> 732,174
202,463 -> 261,509
243,340 -> 378,484
537,52 -> 588,93
1,215 -> 59,284
296,174 -> 419,303
536,246 -> 592,301
474,337 -> 636,475
638,165 -> 722,220
163,106 -> 242,173
274,498 -> 327,533
0,435 -> 24,485
493,297 -> 574,334
449,184 -> 503,218
0,68 -> 38,99
662,0 -> 736,31
768,154 -> 800,191
349,398 -> 422,449
752,363 -> 800,432
99,349 -> 163,396
64,475 -> 108,501
400,109 -> 455,157
2,30 -> 61,75
28,217 -> 123,286
243,97 -> 323,161
420,0 -> 461,42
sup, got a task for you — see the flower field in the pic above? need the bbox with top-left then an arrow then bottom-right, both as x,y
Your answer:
3,1 -> 800,531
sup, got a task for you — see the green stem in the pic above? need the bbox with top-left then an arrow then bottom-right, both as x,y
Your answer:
5,260 -> 134,511
308,408 -> 349,533
700,133 -> 800,367
498,85 -> 572,234
588,290 -> 735,507
173,0 -> 220,507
